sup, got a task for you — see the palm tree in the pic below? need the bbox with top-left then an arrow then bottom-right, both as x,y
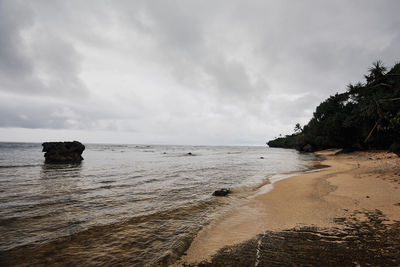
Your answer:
365,60 -> 387,85
294,123 -> 302,134
361,61 -> 388,143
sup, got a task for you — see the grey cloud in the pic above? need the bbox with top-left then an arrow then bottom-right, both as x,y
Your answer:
0,0 -> 33,76
116,1 -> 271,110
0,0 -> 89,98
203,57 -> 268,104
29,31 -> 88,97
0,90 -> 143,131
0,0 -> 399,144
0,1 -> 40,94
114,0 -> 400,102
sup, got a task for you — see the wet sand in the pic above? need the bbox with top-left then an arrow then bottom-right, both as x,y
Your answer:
175,150 -> 400,266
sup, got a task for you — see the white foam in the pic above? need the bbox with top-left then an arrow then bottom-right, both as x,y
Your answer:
251,167 -> 326,198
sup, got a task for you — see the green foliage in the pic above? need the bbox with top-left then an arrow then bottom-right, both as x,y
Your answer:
268,61 -> 400,152
267,134 -> 299,149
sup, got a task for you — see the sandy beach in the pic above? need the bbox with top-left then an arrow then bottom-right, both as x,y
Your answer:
175,150 -> 400,266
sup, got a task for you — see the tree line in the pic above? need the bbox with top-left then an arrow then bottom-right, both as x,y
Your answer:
267,61 -> 400,156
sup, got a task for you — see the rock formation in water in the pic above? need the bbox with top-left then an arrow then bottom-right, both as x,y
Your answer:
42,141 -> 85,163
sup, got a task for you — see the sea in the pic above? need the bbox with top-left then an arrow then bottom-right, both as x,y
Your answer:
0,142 -> 316,266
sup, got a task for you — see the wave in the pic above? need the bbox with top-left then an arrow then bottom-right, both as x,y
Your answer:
0,198 -> 219,266
0,164 -> 42,169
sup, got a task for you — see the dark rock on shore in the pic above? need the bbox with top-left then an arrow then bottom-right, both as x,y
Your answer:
187,210 -> 400,267
212,188 -> 230,197
42,141 -> 85,163
389,142 -> 400,157
302,144 -> 313,152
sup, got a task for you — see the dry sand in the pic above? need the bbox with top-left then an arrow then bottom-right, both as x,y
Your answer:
174,150 -> 400,266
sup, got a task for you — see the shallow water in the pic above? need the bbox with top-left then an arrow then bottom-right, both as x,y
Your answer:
0,143 -> 315,266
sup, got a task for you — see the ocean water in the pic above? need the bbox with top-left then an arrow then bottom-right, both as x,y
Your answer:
0,143 -> 315,266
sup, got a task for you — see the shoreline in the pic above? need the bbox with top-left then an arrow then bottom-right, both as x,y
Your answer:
174,150 -> 400,266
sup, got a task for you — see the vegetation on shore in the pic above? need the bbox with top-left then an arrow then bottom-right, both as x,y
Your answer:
268,61 -> 400,155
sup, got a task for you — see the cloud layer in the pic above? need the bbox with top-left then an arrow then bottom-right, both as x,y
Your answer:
1,0 -> 399,145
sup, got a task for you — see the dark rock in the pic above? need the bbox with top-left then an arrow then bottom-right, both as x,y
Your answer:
190,210 -> 400,267
389,142 -> 400,157
42,141 -> 85,163
187,152 -> 193,156
302,144 -> 313,152
260,157 -> 264,159
212,188 -> 230,197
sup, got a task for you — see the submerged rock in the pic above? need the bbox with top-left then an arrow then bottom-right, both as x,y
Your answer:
42,141 -> 85,163
212,188 -> 231,197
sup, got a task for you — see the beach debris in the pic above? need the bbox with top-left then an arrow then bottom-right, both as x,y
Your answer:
212,188 -> 231,196
42,141 -> 85,163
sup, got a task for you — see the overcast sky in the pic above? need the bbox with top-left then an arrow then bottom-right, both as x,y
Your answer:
0,0 -> 399,145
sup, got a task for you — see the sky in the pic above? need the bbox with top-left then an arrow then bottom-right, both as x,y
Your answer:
0,0 -> 399,145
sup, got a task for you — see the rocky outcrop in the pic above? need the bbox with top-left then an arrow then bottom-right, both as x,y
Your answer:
212,188 -> 231,197
42,141 -> 85,163
186,210 -> 400,267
